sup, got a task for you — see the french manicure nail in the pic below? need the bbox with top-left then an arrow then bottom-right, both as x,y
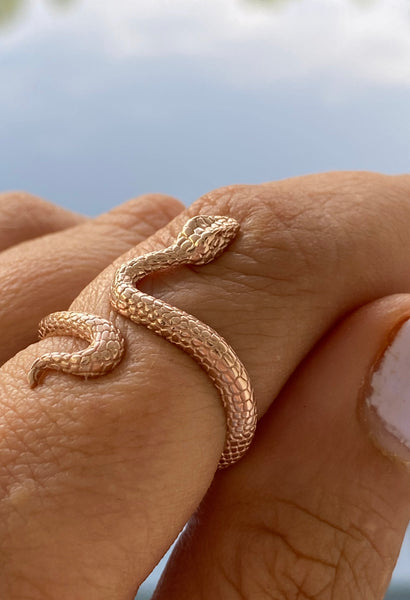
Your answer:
365,318 -> 410,462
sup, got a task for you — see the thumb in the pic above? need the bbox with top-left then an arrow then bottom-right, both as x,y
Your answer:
153,294 -> 410,599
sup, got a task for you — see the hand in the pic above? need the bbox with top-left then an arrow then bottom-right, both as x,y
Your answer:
0,173 -> 409,600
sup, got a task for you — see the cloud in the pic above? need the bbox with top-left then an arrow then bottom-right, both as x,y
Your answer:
1,0 -> 410,89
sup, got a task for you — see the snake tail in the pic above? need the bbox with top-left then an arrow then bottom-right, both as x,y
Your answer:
28,312 -> 125,388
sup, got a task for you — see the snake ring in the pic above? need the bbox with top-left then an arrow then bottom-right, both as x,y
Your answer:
28,215 -> 257,468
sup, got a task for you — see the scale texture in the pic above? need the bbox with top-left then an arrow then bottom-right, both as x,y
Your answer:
110,215 -> 257,468
28,215 -> 257,469
28,312 -> 125,388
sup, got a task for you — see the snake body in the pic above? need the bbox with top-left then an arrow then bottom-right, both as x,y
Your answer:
28,312 -> 125,388
28,215 -> 257,468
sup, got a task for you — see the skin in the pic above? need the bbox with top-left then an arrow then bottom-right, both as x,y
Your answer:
0,171 -> 410,599
0,192 -> 181,362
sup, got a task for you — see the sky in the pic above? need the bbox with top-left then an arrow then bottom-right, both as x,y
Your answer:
0,0 -> 409,213
0,0 -> 409,594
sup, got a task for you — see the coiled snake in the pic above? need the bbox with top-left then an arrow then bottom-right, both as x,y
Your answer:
28,215 -> 257,468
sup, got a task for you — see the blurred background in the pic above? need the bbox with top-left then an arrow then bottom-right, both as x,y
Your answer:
0,0 -> 409,597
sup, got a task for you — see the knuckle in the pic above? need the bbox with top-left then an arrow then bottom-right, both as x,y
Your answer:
0,191 -> 82,249
195,183 -> 325,293
0,191 -> 48,231
224,498 -> 337,600
0,190 -> 44,210
97,194 -> 183,244
0,191 -> 59,223
220,492 -> 392,600
192,182 -> 335,302
193,172 -> 410,298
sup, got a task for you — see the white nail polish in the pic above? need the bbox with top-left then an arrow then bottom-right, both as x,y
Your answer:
365,319 -> 410,461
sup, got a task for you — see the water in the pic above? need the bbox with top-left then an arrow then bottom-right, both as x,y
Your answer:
1,0 -> 409,596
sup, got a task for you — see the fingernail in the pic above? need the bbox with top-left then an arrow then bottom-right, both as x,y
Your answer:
364,318 -> 410,463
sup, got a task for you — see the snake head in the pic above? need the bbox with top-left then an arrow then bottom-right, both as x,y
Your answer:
175,215 -> 240,265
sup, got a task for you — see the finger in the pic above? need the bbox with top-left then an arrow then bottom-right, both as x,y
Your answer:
0,191 -> 85,251
153,294 -> 410,600
0,193 -> 183,364
1,173 -> 410,597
